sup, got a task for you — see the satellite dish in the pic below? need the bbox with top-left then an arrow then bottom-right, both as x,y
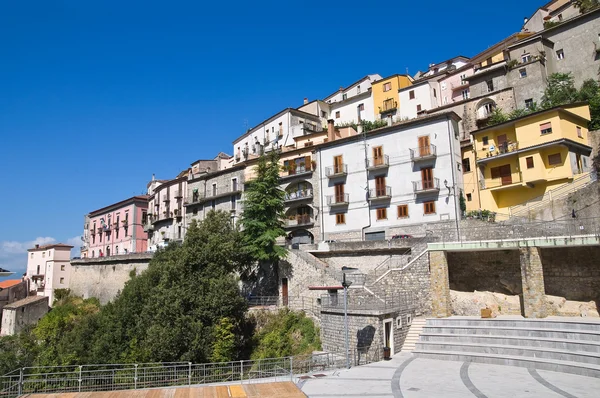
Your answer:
489,145 -> 495,151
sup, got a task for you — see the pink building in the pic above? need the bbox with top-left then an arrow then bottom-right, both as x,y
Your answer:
85,196 -> 149,258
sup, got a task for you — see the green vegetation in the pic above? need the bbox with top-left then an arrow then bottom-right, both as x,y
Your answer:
335,119 -> 388,132
573,0 -> 600,13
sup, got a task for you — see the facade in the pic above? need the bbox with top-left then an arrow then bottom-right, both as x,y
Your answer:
25,243 -> 73,305
80,214 -> 90,258
461,142 -> 482,212
319,74 -> 382,125
524,0 -> 581,32
473,104 -> 592,216
0,279 -> 28,317
147,175 -> 187,249
371,74 -> 413,121
316,112 -> 463,241
0,296 -> 49,336
87,196 -> 149,258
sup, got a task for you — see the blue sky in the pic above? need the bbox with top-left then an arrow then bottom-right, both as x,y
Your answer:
0,0 -> 543,278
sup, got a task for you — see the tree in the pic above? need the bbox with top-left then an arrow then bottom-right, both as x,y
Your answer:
541,73 -> 579,109
487,108 -> 509,126
573,0 -> 600,13
239,150 -> 286,285
578,79 -> 600,130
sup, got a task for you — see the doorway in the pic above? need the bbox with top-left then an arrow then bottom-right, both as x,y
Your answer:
383,318 -> 394,355
282,278 -> 288,306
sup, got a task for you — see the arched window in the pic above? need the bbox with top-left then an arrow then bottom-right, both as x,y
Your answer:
477,99 -> 497,119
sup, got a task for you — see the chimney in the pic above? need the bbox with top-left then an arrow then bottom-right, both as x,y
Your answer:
387,115 -> 393,127
327,119 -> 336,141
524,17 -> 528,25
357,124 -> 364,134
303,98 -> 308,104
35,244 -> 39,249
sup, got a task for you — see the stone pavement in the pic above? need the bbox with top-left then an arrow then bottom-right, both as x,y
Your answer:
298,353 -> 600,397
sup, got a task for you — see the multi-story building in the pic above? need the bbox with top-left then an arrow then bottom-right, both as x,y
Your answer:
371,74 -> 413,121
524,0 -> 581,32
80,214 -> 90,258
25,243 -> 73,304
472,103 -> 592,216
319,74 -> 382,125
316,111 -> 463,241
87,196 -> 149,258
147,174 -> 187,249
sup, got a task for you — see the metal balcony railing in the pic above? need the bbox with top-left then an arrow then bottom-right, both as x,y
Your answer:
285,214 -> 313,227
282,164 -> 312,177
409,144 -> 437,161
327,193 -> 349,206
412,178 -> 440,193
325,164 -> 348,178
379,100 -> 398,114
367,155 -> 389,169
369,186 -> 392,200
284,189 -> 313,202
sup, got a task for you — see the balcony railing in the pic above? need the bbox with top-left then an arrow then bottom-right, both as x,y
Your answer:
412,178 -> 440,193
479,141 -> 519,160
327,193 -> 349,206
379,100 -> 398,114
206,184 -> 244,199
367,155 -> 389,170
303,122 -> 324,133
325,164 -> 348,178
451,80 -> 470,90
174,190 -> 183,198
369,186 -> 392,200
285,214 -> 314,227
410,144 -> 437,161
481,175 -> 522,190
281,164 -> 313,178
284,189 -> 313,202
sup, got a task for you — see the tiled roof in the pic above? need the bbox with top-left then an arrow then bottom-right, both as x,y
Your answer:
3,295 -> 49,309
28,243 -> 74,252
0,279 -> 22,289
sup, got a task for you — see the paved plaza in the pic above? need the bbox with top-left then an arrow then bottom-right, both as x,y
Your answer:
299,353 -> 600,398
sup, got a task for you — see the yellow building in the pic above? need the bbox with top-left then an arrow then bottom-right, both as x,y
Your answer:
461,143 -> 481,212
472,103 -> 592,217
371,74 -> 412,119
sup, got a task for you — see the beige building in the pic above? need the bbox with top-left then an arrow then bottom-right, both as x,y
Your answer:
0,296 -> 49,336
25,243 -> 73,305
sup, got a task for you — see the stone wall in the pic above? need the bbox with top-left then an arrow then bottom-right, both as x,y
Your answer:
69,254 -> 152,304
278,250 -> 340,303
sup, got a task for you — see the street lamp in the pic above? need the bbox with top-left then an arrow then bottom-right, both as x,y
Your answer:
341,266 -> 358,369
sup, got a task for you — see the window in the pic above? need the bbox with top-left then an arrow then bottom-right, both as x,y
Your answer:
558,13 -> 563,21
358,103 -> 364,111
519,68 -> 527,78
421,167 -> 434,189
30,253 -> 33,259
466,193 -> 472,202
42,251 -> 45,258
192,207 -> 198,215
115,227 -> 119,239
321,110 -> 327,118
92,234 -> 95,244
334,183 -> 345,203
460,74 -> 467,84
60,265 -> 65,271
232,178 -> 238,191
526,156 -> 534,169
483,102 -> 495,116
540,122 -> 552,135
424,201 -> 436,214
342,93 -> 347,100
461,89 -> 469,100
335,111 -> 340,119
416,104 -> 422,112
548,153 -> 562,166
372,146 -> 384,166
409,90 -> 415,99
357,85 -> 361,94
231,196 -> 237,210
486,79 -> 494,92
397,205 -> 409,218
336,213 -> 346,225
376,208 -> 387,220
60,278 -> 64,284
577,126 -> 583,138
521,53 -> 531,63
212,183 -> 217,196
333,155 -> 344,174
278,122 -> 283,136
211,200 -> 216,210
383,82 -> 392,92
115,246 -> 119,254
433,88 -> 437,98
482,136 -> 489,146
556,49 -> 565,60
375,176 -> 387,197
462,158 -> 471,172
525,99 -> 534,109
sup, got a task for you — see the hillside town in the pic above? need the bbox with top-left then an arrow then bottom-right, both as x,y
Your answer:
2,1 -> 600,397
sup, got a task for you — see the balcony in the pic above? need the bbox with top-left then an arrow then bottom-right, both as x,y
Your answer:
143,222 -> 154,232
379,100 -> 398,114
173,208 -> 183,218
174,190 -> 183,198
325,164 -> 348,178
369,186 -> 392,201
327,193 -> 349,207
477,141 -> 519,163
285,214 -> 314,228
284,189 -> 313,203
281,164 -> 313,180
451,80 -> 469,90
410,144 -> 437,161
206,184 -> 244,201
412,178 -> 440,194
481,175 -> 523,191
162,195 -> 170,202
367,155 -> 389,170
185,192 -> 206,206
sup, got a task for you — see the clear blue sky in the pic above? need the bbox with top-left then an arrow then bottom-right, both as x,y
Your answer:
0,0 -> 542,278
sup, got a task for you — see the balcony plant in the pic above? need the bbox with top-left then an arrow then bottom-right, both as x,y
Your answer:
311,160 -> 316,170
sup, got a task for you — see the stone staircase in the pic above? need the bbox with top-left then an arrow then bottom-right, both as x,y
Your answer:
401,317 -> 427,352
413,317 -> 600,377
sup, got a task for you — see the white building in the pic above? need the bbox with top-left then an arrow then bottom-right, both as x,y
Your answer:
316,112 -> 463,241
146,174 -> 188,249
25,243 -> 73,305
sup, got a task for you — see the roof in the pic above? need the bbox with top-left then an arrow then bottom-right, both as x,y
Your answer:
232,107 -> 321,144
372,73 -> 412,84
28,243 -> 74,252
470,32 -> 533,64
3,295 -> 49,309
88,195 -> 150,216
0,280 -> 23,289
322,74 -> 381,101
470,103 -> 591,135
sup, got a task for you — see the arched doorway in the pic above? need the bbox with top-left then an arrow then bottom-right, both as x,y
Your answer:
287,229 -> 314,245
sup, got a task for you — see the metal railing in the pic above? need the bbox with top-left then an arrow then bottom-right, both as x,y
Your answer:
480,175 -> 522,190
409,144 -> 437,160
412,178 -> 440,192
325,164 -> 348,177
0,353 -> 346,398
367,155 -> 389,169
368,186 -> 391,199
281,165 -> 313,177
320,292 -> 414,312
285,214 -> 313,227
478,141 -> 519,159
284,189 -> 313,202
378,100 -> 398,114
327,194 -> 349,205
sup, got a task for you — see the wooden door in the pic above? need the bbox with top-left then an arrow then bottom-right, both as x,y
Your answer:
497,134 -> 508,153
334,155 -> 344,174
418,136 -> 430,157
373,146 -> 383,166
421,168 -> 433,189
492,164 -> 512,185
375,176 -> 386,196
282,278 -> 288,306
335,184 -> 345,203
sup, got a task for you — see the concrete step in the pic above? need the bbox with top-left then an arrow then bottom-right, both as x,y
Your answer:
415,342 -> 600,365
426,318 -> 600,331
422,326 -> 600,341
419,333 -> 600,353
400,318 -> 427,352
412,350 -> 600,378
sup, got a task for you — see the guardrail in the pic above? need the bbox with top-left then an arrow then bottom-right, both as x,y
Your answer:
320,292 -> 414,312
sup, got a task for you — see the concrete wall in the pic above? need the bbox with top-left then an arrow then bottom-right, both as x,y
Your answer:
0,281 -> 28,314
0,297 -> 49,336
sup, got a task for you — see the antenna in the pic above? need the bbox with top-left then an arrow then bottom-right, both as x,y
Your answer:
243,119 -> 249,131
